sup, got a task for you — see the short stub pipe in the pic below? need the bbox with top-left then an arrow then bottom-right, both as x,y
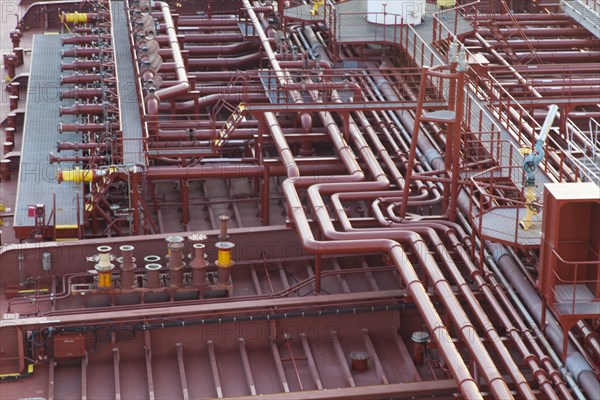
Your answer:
145,263 -> 162,289
412,331 -> 430,365
215,241 -> 235,285
118,245 -> 137,289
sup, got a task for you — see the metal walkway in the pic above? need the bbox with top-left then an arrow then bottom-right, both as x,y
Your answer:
407,14 -> 553,192
561,0 -> 600,39
14,34 -> 82,230
110,0 -> 145,165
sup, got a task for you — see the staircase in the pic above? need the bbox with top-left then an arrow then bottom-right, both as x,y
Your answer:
84,175 -> 114,221
577,156 -> 600,185
488,22 -> 520,63
213,103 -> 247,149
561,0 -> 600,39
566,118 -> 600,185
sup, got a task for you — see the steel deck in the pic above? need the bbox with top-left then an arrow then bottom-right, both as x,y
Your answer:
14,34 -> 81,230
110,0 -> 145,165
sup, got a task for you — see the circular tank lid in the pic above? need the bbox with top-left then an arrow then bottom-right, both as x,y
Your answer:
145,263 -> 162,271
166,235 -> 185,243
188,233 -> 208,242
411,331 -> 430,343
215,241 -> 235,250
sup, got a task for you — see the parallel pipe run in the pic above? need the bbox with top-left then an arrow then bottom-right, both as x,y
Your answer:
332,193 -> 568,399
303,182 -> 514,399
146,2 -> 191,116
283,178 -> 482,400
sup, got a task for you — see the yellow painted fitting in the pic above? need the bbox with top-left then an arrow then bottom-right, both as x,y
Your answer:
58,168 -> 95,184
63,12 -> 88,24
437,0 -> 455,9
97,271 -> 112,289
310,0 -> 324,16
0,203 -> 6,212
519,147 -> 532,155
519,186 -> 538,231
215,241 -> 235,267
94,246 -> 114,288
56,224 -> 78,230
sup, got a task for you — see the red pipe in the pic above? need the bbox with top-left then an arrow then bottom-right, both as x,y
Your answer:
188,70 -> 259,82
156,92 -> 267,113
335,194 -> 570,399
282,178 -> 483,399
163,17 -> 238,26
514,51 -> 600,62
307,183 -> 515,399
60,88 -> 104,100
163,41 -> 260,56
184,53 -> 262,69
156,33 -> 243,44
477,27 -> 591,37
61,60 -> 102,71
61,48 -> 101,57
60,103 -> 113,116
153,2 -> 190,102
62,35 -> 111,45
61,74 -> 101,84
60,122 -> 119,133
146,163 -> 350,179
57,142 -> 109,152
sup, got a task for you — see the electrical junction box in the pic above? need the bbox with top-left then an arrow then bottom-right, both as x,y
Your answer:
53,333 -> 86,359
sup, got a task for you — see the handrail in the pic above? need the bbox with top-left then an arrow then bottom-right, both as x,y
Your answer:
483,72 -> 594,182
589,118 -> 600,158
565,118 -> 600,183
546,239 -> 600,315
547,240 -> 600,266
433,0 -> 479,44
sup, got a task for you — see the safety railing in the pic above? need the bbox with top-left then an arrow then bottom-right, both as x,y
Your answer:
563,0 -> 600,14
567,118 -> 599,158
581,0 -> 600,11
333,11 -> 405,44
462,130 -> 506,168
432,0 -> 479,47
256,67 -> 438,105
548,240 -> 600,315
481,71 -> 586,182
0,356 -> 35,378
588,118 -> 600,159
467,163 -> 541,249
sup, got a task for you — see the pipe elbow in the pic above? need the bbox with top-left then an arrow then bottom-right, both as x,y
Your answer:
299,112 -> 312,133
146,96 -> 160,116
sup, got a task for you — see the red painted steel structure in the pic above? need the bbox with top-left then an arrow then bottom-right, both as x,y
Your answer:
0,0 -> 598,399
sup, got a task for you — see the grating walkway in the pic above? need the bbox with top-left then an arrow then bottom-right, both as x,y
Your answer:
473,207 -> 543,247
561,0 -> 600,39
406,12 -> 553,192
14,34 -> 81,230
110,0 -> 145,165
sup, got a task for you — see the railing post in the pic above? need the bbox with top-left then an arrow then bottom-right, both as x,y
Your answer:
454,8 -> 458,36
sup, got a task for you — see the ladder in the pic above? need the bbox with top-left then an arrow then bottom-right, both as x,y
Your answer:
213,103 -> 247,149
84,174 -> 113,221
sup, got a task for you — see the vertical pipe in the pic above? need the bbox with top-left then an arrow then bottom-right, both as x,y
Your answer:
0,159 -> 11,182
399,69 -> 429,219
190,244 -> 207,287
119,245 -> 136,289
144,255 -> 162,289
166,236 -> 185,287
219,215 -> 230,240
